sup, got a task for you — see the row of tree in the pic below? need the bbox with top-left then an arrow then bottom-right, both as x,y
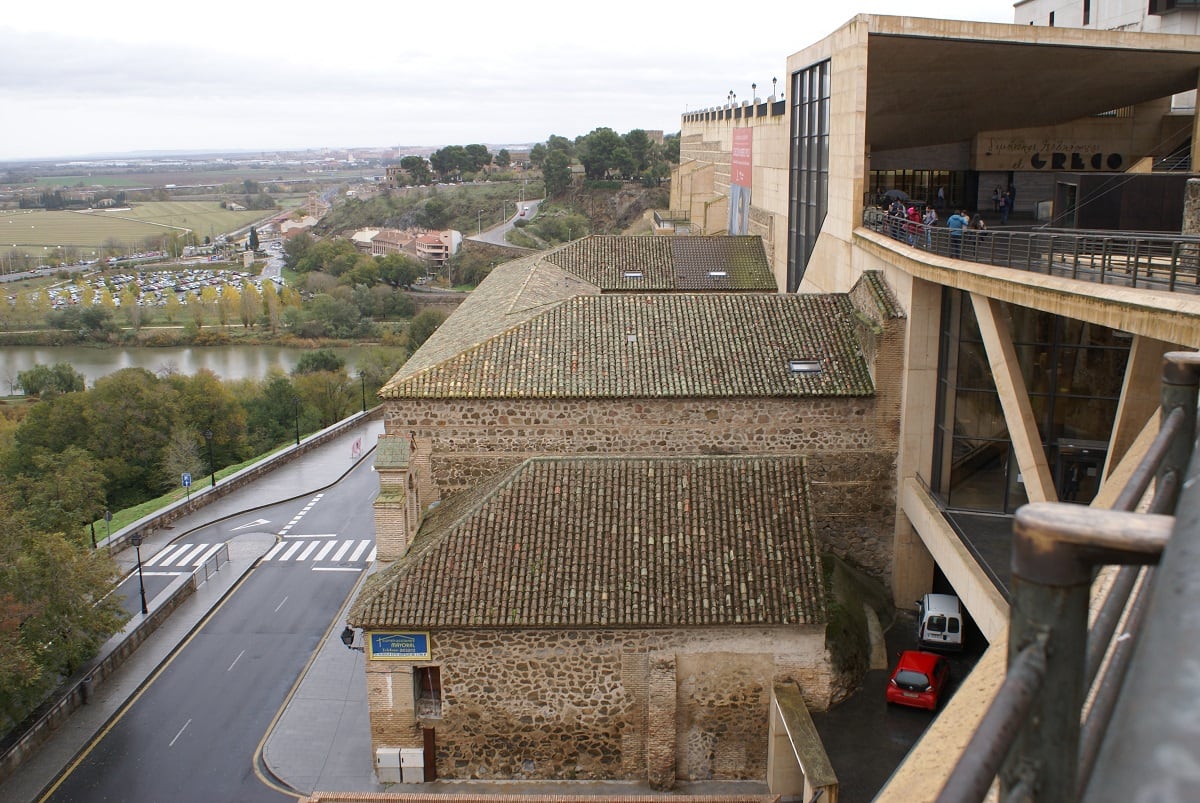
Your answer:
0,346 -> 426,735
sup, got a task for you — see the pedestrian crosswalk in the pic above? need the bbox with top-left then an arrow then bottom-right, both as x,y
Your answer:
262,538 -> 375,564
144,538 -> 376,572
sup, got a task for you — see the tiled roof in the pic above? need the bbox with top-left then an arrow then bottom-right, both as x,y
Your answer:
392,257 -> 599,381
543,235 -> 776,291
349,455 -> 827,630
381,292 -> 873,399
858,271 -> 904,320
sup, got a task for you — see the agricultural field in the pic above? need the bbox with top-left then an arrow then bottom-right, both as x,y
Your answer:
0,202 -> 270,261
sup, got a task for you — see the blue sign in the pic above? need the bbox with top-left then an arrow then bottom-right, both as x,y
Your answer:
368,632 -> 430,661
182,472 -> 192,487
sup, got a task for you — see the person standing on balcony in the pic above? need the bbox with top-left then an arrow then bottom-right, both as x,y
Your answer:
922,206 -> 938,249
947,209 -> 970,258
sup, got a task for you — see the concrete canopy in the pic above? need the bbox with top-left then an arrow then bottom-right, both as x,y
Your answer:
864,21 -> 1200,151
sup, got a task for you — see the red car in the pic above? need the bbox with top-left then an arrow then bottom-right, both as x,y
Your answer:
886,650 -> 950,711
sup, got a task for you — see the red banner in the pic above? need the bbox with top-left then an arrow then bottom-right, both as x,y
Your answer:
731,128 -> 753,189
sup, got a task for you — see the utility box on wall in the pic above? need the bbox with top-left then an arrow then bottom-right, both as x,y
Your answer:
375,747 -> 401,784
400,747 -> 425,783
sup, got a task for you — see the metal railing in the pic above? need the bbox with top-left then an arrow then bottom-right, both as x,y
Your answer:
862,209 -> 1200,295
937,351 -> 1200,802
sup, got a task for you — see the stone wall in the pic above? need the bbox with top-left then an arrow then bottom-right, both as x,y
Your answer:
364,626 -> 831,787
1185,178 -> 1200,236
385,396 -> 898,580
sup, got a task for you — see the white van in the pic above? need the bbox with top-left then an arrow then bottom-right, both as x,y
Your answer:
917,593 -> 964,651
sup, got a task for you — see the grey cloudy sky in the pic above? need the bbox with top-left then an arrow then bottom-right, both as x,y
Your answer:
0,1 -> 1016,161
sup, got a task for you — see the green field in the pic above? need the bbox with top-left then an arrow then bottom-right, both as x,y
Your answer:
0,203 -> 270,260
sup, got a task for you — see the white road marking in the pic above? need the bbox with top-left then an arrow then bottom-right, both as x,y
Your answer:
169,719 -> 191,747
228,650 -> 245,671
274,596 -> 289,613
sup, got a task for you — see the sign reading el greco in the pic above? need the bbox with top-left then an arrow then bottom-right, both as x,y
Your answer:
367,631 -> 431,660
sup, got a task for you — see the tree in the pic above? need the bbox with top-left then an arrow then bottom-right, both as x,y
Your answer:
283,232 -> 314,271
159,425 -> 205,491
293,349 -> 346,375
0,495 -> 126,732
624,129 -> 654,173
11,446 -> 107,540
578,127 -> 624,180
120,287 -> 142,329
17,363 -> 85,398
543,150 -> 572,198
399,155 -> 432,186
239,282 -> 261,328
293,370 -> 353,429
248,227 -> 260,252
495,149 -> 511,169
464,144 -> 492,172
242,374 -> 300,453
408,309 -> 447,349
165,292 -> 182,324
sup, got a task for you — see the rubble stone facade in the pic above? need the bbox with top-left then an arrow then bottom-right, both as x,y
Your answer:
363,625 -> 830,784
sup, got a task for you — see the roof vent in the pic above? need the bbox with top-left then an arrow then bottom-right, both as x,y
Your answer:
788,359 -> 823,374
623,271 -> 644,279
707,270 -> 729,278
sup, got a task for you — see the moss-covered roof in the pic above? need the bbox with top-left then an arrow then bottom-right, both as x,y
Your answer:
383,292 -> 872,399
543,235 -> 776,292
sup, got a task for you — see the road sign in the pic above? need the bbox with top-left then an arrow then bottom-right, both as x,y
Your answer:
182,472 -> 192,488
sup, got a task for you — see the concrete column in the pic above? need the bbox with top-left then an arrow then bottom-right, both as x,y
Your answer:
970,293 -> 1056,503
892,276 -> 941,605
1104,335 -> 1171,483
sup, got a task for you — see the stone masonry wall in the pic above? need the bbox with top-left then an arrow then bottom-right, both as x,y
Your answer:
365,626 -> 831,786
384,396 -> 899,581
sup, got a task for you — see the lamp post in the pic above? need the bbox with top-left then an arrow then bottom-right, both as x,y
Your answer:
203,428 -> 215,488
130,533 -> 149,615
359,370 -> 367,413
292,396 -> 301,446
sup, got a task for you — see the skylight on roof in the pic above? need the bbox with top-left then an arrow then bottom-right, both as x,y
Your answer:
708,270 -> 729,278
623,271 -> 644,279
788,359 -> 823,374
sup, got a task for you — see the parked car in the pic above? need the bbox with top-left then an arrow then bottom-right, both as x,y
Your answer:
886,650 -> 950,711
917,593 -> 964,651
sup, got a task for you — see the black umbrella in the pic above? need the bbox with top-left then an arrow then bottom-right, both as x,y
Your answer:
883,188 -> 910,201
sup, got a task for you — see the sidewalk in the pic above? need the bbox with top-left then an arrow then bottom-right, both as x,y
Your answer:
0,416 -> 385,803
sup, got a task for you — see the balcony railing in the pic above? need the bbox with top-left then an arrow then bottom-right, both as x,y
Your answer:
861,209 -> 1200,295
937,351 -> 1200,802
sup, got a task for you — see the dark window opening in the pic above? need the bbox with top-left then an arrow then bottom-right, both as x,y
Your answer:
414,666 -> 442,719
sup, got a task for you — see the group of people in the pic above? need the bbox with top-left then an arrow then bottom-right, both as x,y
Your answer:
880,183 -> 1016,259
886,199 -> 940,249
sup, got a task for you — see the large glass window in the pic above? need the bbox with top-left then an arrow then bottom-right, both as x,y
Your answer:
787,60 -> 830,291
930,289 -> 1130,513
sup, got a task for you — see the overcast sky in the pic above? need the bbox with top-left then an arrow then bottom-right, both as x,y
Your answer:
0,1 -> 1017,162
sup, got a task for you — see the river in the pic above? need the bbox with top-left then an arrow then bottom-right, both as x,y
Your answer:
0,344 -> 372,390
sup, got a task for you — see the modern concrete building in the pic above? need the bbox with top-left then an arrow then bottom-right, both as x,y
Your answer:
673,12 -> 1200,799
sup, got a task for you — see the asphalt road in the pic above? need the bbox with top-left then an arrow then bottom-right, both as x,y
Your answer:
43,457 -> 378,802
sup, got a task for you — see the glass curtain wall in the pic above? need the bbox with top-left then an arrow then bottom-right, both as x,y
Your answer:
786,60 -> 830,292
931,289 -> 1130,513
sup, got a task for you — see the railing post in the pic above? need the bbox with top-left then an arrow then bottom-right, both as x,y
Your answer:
1002,517 -> 1090,802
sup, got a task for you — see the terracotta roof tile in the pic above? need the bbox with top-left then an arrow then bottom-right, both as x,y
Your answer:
382,293 -> 873,399
349,455 -> 826,630
543,235 -> 776,291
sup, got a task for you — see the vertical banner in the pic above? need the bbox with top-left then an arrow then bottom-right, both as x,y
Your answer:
728,128 -> 753,235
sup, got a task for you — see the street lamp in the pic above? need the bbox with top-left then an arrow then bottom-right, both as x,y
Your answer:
359,370 -> 367,413
203,428 -> 216,488
130,533 -> 149,615
292,396 -> 301,446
